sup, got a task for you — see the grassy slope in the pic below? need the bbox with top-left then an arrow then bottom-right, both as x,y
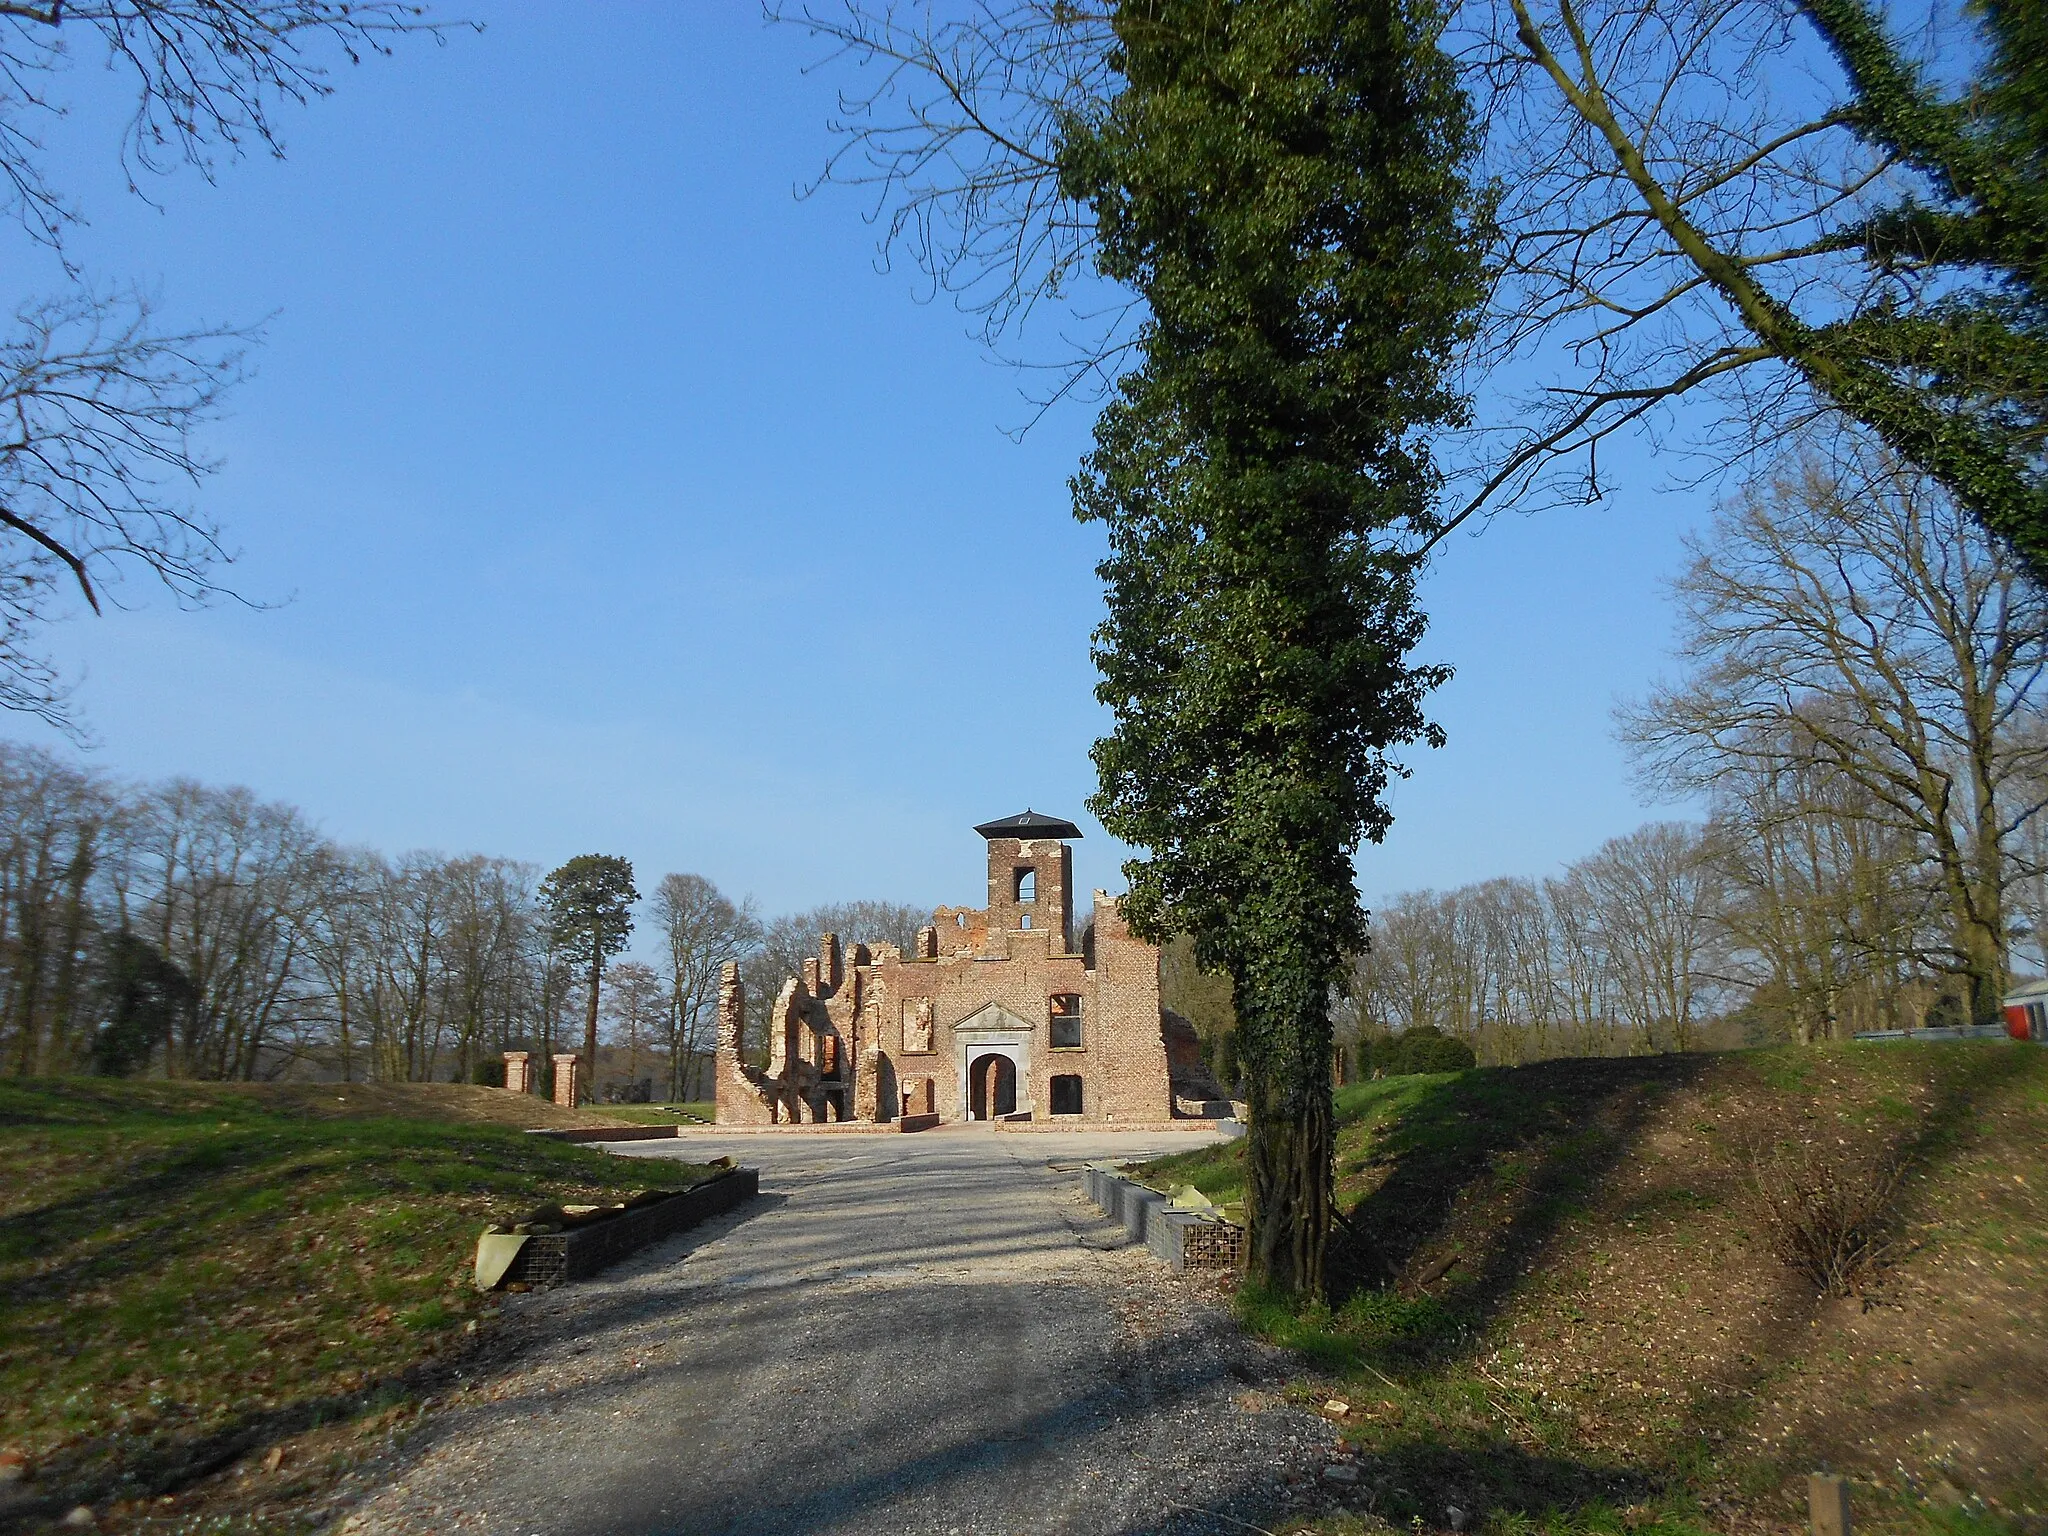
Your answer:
1136,1044 -> 2048,1536
0,1079 -> 719,1528
580,1101 -> 716,1126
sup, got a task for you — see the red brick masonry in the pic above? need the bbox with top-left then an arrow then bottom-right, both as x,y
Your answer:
715,819 -> 1229,1129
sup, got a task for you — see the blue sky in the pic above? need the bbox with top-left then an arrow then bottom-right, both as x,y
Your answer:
10,4 -> 1704,929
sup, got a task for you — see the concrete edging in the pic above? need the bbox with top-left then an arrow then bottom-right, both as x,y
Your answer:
525,1124 -> 695,1143
1082,1164 -> 1246,1272
498,1167 -> 761,1287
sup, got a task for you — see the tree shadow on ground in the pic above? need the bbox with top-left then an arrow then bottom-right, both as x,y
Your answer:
1329,1054 -> 1709,1312
0,1190 -> 791,1536
1300,1045 -> 2046,1531
1123,1436 -> 1665,1536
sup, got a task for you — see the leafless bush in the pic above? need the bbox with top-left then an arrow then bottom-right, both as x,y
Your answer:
1748,1138 -> 1907,1297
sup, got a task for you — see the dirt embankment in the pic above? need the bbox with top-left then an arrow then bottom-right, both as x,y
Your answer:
1145,1043 -> 2047,1536
0,1077 -> 640,1130
1377,1048 -> 2043,1516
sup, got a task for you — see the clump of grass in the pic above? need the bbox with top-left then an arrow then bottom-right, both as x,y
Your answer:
1135,1139 -> 1246,1207
1237,1280 -> 1471,1402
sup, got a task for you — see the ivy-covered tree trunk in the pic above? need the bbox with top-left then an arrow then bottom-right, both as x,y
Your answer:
1244,1059 -> 1334,1294
1061,0 -> 1487,1296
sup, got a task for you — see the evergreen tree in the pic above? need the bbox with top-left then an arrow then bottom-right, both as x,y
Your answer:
1061,0 -> 1487,1295
92,931 -> 196,1078
1769,0 -> 2048,579
539,855 -> 638,1102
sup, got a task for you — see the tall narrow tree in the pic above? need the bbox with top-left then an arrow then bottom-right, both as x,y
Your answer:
539,855 -> 638,1102
652,873 -> 760,1101
1061,0 -> 1487,1295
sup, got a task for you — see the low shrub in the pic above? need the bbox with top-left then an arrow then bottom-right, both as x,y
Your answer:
1361,1026 -> 1479,1077
1748,1137 -> 1907,1296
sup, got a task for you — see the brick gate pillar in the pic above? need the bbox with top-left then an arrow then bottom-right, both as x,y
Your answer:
502,1051 -> 531,1094
551,1053 -> 582,1108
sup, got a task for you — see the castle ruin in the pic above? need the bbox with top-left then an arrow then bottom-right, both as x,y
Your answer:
714,811 -> 1226,1126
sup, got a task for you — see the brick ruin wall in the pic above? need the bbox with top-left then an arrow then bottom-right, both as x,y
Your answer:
715,836 -> 1175,1126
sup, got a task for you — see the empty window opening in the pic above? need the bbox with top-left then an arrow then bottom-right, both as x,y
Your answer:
1050,994 -> 1083,1049
955,913 -> 967,929
1021,913 -> 1033,929
1050,1075 -> 1084,1115
1015,868 -> 1036,902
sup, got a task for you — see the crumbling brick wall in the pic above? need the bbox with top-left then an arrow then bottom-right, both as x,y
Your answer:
715,822 -> 1187,1127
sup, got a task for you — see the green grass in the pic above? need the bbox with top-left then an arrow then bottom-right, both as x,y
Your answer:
583,1100 -> 714,1125
0,1078 -> 721,1510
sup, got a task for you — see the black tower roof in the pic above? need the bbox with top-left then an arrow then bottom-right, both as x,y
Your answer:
973,810 -> 1083,841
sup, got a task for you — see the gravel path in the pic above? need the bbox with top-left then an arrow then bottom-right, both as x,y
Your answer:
338,1127 -> 1362,1536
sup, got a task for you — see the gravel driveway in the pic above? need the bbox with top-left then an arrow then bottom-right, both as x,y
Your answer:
340,1126 -> 1352,1536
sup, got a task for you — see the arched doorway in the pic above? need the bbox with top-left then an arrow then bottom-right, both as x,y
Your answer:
970,1052 -> 1017,1120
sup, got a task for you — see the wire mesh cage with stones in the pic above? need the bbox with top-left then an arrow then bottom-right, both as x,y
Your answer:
1183,1221 -> 1246,1270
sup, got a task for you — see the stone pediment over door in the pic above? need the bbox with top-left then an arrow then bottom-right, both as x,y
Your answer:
953,1001 -> 1035,1037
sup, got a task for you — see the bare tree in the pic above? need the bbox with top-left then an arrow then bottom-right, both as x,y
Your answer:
0,1 -> 454,248
1623,440 -> 2048,1025
1702,730 -> 1934,1040
1350,828 -> 1722,1060
434,854 -> 535,1080
0,292 -> 252,724
129,777 -> 326,1079
600,958 -> 665,1095
1468,0 -> 2048,575
1349,887 -> 1489,1044
1545,867 -> 1616,1054
1578,822 -> 1719,1050
0,748 -> 609,1082
1159,932 -> 1237,1084
0,740 -> 110,1072
299,844 -> 380,1082
784,0 -> 2048,577
1472,875 -> 1563,1061
1441,0 -> 1893,535
780,1 -> 1120,370
651,872 -> 760,1101
359,851 -> 448,1082
0,1 -> 454,725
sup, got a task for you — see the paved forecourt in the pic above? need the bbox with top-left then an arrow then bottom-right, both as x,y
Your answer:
344,1123 -> 1342,1536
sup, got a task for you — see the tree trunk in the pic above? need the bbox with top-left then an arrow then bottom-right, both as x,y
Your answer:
338,982 -> 354,1084
1961,913 -> 2007,1027
46,835 -> 94,1071
1243,1072 -> 1332,1298
583,954 -> 602,1105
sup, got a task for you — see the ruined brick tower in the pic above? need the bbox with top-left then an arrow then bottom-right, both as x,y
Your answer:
714,811 -> 1228,1126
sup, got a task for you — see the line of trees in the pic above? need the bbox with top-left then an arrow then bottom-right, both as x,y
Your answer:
1348,435 -> 2048,1059
0,749 -> 877,1095
1346,821 -> 1723,1063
